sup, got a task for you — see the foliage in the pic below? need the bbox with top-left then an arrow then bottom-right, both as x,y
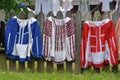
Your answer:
0,0 -> 19,13
0,0 -> 31,19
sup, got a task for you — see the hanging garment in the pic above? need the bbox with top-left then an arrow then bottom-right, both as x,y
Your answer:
35,0 -> 53,16
115,18 -> 120,55
61,0 -> 73,11
35,0 -> 73,17
5,17 -> 42,62
80,19 -> 118,68
35,0 -> 61,17
60,0 -> 73,16
53,0 -> 61,16
100,0 -> 113,12
43,16 -> 75,64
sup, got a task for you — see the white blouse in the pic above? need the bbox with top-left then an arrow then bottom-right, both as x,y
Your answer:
100,0 -> 113,12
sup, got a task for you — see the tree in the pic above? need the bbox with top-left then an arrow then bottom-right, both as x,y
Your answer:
0,0 -> 31,19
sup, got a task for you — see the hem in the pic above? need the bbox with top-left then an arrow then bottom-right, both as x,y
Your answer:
7,54 -> 31,62
88,60 -> 109,68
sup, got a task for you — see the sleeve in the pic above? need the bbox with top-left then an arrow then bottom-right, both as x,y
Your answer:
31,21 -> 42,58
5,19 -> 16,55
106,20 -> 118,66
42,19 -> 52,61
67,19 -> 75,61
80,22 -> 89,68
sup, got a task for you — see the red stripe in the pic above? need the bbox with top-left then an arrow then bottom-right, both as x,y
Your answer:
109,39 -> 116,65
44,20 -> 52,37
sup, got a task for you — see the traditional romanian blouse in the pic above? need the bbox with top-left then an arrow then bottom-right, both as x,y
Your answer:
5,17 -> 42,62
43,16 -> 75,64
80,19 -> 118,68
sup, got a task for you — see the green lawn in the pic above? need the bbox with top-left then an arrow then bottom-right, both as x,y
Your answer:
0,70 -> 119,80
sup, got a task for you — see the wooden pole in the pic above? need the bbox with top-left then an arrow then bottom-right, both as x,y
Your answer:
65,11 -> 73,73
74,11 -> 82,74
36,11 -> 45,72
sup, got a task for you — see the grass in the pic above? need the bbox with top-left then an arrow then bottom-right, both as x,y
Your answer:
1,61 -> 120,80
0,70 -> 119,80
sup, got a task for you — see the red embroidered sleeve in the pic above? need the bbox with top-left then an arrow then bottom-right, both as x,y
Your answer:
80,22 -> 89,68
43,19 -> 52,58
106,20 -> 118,66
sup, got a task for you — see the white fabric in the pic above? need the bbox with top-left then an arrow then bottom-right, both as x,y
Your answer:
7,33 -> 11,50
61,0 -> 73,11
35,0 -> 53,15
60,0 -> 73,16
47,16 -> 71,23
53,0 -> 73,16
50,20 -> 56,58
16,44 -> 29,58
100,0 -> 113,12
35,0 -> 60,16
53,0 -> 61,16
89,52 -> 105,64
85,18 -> 110,26
35,0 -> 73,17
